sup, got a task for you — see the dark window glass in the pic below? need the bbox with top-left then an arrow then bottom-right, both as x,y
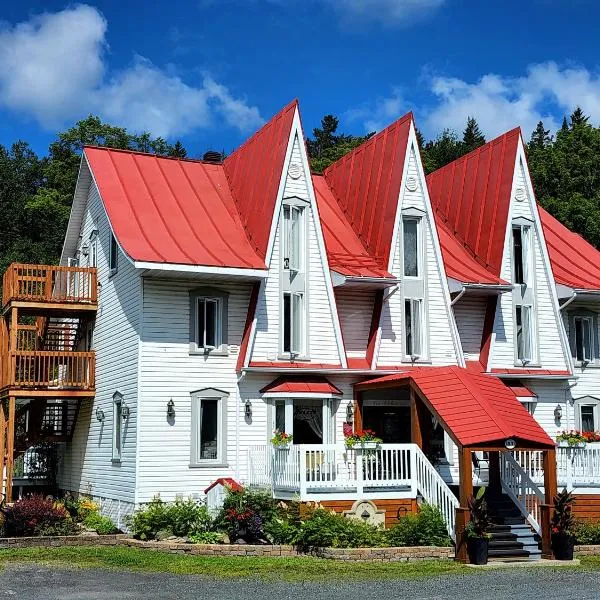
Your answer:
197,299 -> 205,346
283,293 -> 291,352
275,401 -> 286,432
405,299 -> 412,355
205,300 -> 217,347
110,234 -> 118,271
513,227 -> 524,284
581,405 -> 595,433
200,399 -> 218,459
403,220 -> 418,277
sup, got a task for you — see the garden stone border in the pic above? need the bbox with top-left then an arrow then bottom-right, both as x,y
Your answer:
0,536 -> 598,562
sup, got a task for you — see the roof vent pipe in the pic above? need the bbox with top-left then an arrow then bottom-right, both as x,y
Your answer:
202,150 -> 223,163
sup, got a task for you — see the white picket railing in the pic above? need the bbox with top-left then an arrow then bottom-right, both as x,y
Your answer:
246,443 -> 458,539
500,452 -> 544,534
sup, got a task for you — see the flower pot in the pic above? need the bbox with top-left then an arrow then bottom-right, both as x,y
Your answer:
467,537 -> 489,565
552,532 -> 575,560
358,442 -> 380,450
575,442 -> 586,448
557,440 -> 569,448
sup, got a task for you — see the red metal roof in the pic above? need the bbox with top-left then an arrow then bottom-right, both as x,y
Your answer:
260,376 -> 342,395
313,175 -> 393,278
539,206 -> 600,291
490,368 -> 571,377
427,129 -> 521,279
84,147 -> 265,269
322,113 -> 412,272
356,366 -> 554,448
504,381 -> 537,398
224,100 -> 297,261
248,361 -> 343,369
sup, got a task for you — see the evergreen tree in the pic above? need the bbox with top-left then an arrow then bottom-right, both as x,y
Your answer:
170,141 -> 188,158
462,117 -> 486,153
529,121 -> 552,150
570,106 -> 590,128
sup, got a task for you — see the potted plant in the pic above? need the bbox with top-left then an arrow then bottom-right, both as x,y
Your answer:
556,431 -> 587,447
271,430 -> 293,449
465,487 -> 492,565
343,427 -> 382,449
551,489 -> 576,560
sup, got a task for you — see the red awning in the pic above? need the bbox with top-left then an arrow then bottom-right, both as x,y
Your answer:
260,376 -> 343,396
356,366 -> 554,448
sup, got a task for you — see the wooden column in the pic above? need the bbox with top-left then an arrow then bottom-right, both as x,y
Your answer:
5,395 -> 15,501
455,447 -> 473,563
353,390 -> 362,433
0,400 -> 5,499
410,388 -> 423,448
454,507 -> 470,563
9,307 -> 17,352
541,448 -> 558,559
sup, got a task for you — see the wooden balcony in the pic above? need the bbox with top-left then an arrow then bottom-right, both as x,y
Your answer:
0,350 -> 95,397
2,263 -> 97,315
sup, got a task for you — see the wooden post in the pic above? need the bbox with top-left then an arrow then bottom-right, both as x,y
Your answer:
458,447 -> 473,507
410,388 -> 423,448
5,395 -> 15,501
353,390 -> 362,433
9,307 -> 17,352
455,506 -> 470,562
0,400 -> 5,499
541,448 -> 558,559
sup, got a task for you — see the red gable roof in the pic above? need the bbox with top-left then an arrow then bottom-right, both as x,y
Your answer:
260,376 -> 342,395
356,366 -> 553,448
539,206 -> 600,291
224,100 -> 297,261
427,129 -> 521,279
322,113 -> 412,272
84,148 -> 265,269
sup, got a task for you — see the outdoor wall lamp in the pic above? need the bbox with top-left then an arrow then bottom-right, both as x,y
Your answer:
95,408 -> 105,422
121,404 -> 130,420
346,402 -> 354,424
244,399 -> 252,419
166,399 -> 176,419
554,404 -> 563,421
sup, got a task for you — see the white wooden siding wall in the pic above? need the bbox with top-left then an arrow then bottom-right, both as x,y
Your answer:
453,296 -> 486,361
58,182 -> 140,510
250,135 -> 341,364
137,279 -> 252,502
490,160 -> 568,370
528,381 -> 571,439
378,147 -> 459,366
335,289 -> 374,358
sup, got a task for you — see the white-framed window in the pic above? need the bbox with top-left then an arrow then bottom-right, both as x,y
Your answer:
283,291 -> 304,355
404,298 -> 423,357
516,304 -> 534,362
574,316 -> 594,363
282,204 -> 304,272
574,397 -> 600,433
190,388 -> 228,466
270,397 -> 334,444
403,217 -> 421,278
109,232 -> 118,275
189,288 -> 228,354
512,224 -> 531,285
89,231 -> 98,268
112,392 -> 123,462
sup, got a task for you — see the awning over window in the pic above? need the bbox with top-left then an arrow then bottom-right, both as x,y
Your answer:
260,376 -> 343,398
355,366 -> 554,449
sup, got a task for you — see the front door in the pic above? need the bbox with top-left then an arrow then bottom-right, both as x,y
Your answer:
362,405 -> 411,443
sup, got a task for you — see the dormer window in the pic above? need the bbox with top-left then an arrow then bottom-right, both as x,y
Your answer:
283,291 -> 303,355
283,205 -> 304,272
512,224 -> 530,285
516,305 -> 533,362
403,218 -> 421,278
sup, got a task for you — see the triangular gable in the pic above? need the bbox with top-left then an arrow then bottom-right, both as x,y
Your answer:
224,100 -> 297,261
323,113 -> 412,272
427,129 -> 521,277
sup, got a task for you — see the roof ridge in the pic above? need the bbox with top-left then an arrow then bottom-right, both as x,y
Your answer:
84,145 -> 218,165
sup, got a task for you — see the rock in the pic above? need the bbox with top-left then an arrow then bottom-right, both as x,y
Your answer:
221,533 -> 230,544
155,530 -> 173,542
234,538 -> 247,545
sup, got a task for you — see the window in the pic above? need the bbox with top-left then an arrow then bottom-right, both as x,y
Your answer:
516,305 -> 533,361
574,316 -> 594,363
190,389 -> 228,465
89,231 -> 98,268
512,225 -> 530,285
403,218 -> 420,278
109,232 -> 118,274
189,288 -> 228,354
112,392 -> 123,462
404,298 -> 423,357
283,291 -> 303,355
269,398 -> 334,444
282,205 -> 304,272
581,405 -> 595,432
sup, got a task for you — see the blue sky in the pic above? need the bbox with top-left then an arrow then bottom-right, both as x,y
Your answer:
1,0 -> 599,158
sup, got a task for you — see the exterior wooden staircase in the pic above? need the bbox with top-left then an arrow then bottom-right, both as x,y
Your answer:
1,263 -> 97,500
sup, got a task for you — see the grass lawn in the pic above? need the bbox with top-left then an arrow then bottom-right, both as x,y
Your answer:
0,546 -> 598,581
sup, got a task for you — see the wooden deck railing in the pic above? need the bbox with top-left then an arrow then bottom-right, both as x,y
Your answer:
2,263 -> 97,308
2,350 -> 95,390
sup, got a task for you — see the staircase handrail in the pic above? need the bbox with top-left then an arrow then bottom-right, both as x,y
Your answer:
412,445 -> 459,540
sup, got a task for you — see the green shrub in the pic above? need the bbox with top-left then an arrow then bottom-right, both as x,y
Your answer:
294,508 -> 384,549
2,496 -> 78,537
385,504 -> 451,547
574,520 -> 600,545
83,511 -> 119,535
187,531 -> 224,544
127,497 -> 214,540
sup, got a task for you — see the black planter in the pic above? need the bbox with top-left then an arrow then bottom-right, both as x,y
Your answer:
467,537 -> 489,565
552,532 -> 575,561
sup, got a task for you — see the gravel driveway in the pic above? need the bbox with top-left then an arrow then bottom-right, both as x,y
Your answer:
1,564 -> 599,600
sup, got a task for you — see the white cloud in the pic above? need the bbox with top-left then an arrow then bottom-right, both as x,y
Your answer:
0,5 -> 263,137
349,62 -> 600,140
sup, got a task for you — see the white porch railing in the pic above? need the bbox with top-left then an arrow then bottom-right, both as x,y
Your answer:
500,452 -> 544,534
246,443 -> 459,539
513,445 -> 600,490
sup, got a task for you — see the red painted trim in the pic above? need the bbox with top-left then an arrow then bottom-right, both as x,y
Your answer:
479,296 -> 497,371
236,282 -> 260,372
366,289 -> 384,368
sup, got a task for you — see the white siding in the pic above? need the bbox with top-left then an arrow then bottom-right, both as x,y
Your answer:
378,146 -> 459,366
58,182 -> 141,510
528,381 -> 571,440
250,134 -> 342,364
335,289 -> 374,358
453,296 -> 486,361
490,158 -> 569,371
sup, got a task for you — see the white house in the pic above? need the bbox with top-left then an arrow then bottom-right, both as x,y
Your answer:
2,100 -> 600,558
